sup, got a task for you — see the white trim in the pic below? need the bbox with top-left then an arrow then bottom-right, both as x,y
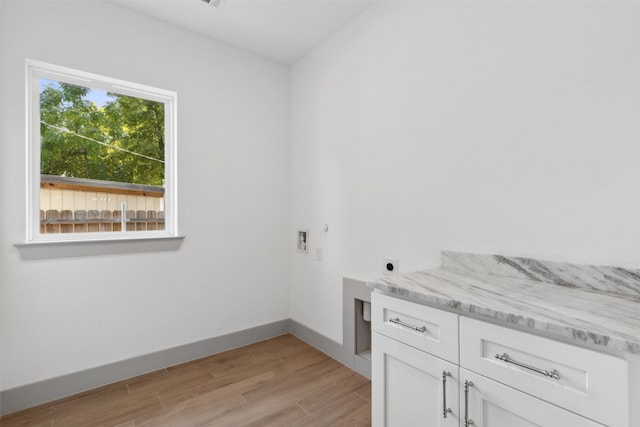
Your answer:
25,59 -> 178,243
26,59 -> 176,103
20,231 -> 180,243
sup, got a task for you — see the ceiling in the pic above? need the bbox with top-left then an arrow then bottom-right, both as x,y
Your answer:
110,0 -> 375,65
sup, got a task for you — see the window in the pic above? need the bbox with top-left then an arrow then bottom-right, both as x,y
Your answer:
26,60 -> 177,242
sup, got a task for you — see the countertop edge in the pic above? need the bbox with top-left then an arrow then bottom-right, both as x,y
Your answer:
369,281 -> 640,356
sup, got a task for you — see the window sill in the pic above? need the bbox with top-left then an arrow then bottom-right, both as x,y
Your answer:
15,235 -> 185,260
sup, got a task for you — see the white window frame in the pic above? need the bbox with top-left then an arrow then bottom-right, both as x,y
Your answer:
25,59 -> 178,243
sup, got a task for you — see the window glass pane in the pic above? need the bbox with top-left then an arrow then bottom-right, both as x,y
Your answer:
38,78 -> 166,235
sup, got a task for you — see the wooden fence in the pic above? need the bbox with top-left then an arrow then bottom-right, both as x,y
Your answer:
41,209 -> 165,234
40,175 -> 165,234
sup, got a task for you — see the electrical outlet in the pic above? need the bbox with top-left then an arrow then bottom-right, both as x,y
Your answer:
316,247 -> 323,262
383,258 -> 399,275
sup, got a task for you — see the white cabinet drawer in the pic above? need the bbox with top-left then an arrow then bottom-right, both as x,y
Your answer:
460,317 -> 628,427
372,292 -> 458,363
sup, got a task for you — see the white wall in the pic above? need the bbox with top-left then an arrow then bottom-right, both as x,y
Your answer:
2,0 -> 639,396
0,1 -> 290,390
290,1 -> 640,343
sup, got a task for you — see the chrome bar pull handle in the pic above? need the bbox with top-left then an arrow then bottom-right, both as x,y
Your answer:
494,353 -> 561,380
442,370 -> 451,418
464,380 -> 474,426
388,317 -> 426,333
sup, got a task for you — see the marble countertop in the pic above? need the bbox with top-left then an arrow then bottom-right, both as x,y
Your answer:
368,252 -> 640,355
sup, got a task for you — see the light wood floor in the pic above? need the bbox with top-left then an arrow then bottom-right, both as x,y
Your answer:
0,334 -> 371,427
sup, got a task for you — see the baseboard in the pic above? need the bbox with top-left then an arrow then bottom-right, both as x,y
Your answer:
289,277 -> 372,380
288,319 -> 350,367
289,319 -> 372,380
2,308 -> 374,417
0,319 -> 289,416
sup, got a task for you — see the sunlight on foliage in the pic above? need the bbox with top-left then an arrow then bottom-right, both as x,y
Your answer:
40,80 -> 165,186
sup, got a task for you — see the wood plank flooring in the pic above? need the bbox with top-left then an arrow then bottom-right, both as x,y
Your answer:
0,334 -> 371,427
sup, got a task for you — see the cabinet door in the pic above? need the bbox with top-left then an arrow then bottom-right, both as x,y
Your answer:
372,332 -> 459,427
460,369 -> 604,427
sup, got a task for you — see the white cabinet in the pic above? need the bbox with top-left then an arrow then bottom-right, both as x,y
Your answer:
460,368 -> 604,427
372,292 -> 630,427
460,317 -> 627,426
372,332 -> 459,427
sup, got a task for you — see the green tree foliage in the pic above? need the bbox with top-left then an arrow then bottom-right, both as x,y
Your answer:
40,81 -> 165,186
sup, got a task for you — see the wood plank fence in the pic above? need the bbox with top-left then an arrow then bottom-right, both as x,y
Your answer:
40,175 -> 165,234
41,209 -> 165,234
